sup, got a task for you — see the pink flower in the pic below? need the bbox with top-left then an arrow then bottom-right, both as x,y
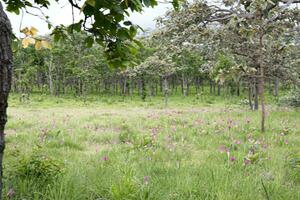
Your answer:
262,143 -> 268,149
219,145 -> 226,153
244,159 -> 251,165
235,140 -> 242,145
102,156 -> 108,161
284,140 -> 288,145
144,176 -> 150,185
230,156 -> 236,162
7,188 -> 14,199
151,128 -> 158,136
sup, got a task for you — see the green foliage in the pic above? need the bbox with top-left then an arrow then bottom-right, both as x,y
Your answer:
3,0 -> 183,67
11,147 -> 64,182
279,88 -> 300,107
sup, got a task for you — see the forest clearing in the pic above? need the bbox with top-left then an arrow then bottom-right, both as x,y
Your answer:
0,0 -> 299,199
3,94 -> 300,199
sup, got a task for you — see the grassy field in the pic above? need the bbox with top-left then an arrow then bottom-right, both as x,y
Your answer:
3,94 -> 300,200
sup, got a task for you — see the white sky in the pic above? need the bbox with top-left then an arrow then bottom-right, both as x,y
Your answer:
6,1 -> 171,37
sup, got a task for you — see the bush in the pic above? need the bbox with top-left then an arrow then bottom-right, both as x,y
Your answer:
13,148 -> 64,182
279,88 -> 300,107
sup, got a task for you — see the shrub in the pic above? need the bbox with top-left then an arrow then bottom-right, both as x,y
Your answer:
13,148 -> 64,182
279,88 -> 300,107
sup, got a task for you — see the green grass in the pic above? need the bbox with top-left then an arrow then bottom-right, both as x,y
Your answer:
3,93 -> 300,199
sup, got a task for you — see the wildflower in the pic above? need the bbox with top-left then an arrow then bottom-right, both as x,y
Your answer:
219,145 -> 226,153
284,140 -> 288,145
262,143 -> 268,149
7,188 -> 14,199
230,156 -> 236,162
151,128 -> 158,136
102,156 -> 108,161
235,140 -> 242,145
144,176 -> 150,185
244,159 -> 251,165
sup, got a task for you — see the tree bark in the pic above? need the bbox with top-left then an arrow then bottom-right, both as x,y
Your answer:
209,80 -> 213,94
259,33 -> 266,133
163,77 -> 168,107
217,80 -> 221,96
48,54 -> 54,95
0,3 -> 13,198
254,80 -> 259,110
259,65 -> 265,132
274,77 -> 279,97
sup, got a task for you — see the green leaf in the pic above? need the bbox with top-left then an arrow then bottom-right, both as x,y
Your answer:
129,26 -> 137,38
123,21 -> 132,26
85,36 -> 94,48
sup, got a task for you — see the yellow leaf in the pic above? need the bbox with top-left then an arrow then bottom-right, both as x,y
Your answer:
86,0 -> 96,7
21,26 -> 38,36
30,27 -> 38,36
41,40 -> 52,49
22,38 -> 35,48
21,27 -> 31,36
35,41 -> 42,50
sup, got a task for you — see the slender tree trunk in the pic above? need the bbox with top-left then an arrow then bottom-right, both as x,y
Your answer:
236,81 -> 240,96
248,85 -> 253,110
181,74 -> 184,95
0,3 -> 13,198
259,65 -> 265,132
182,74 -> 187,97
217,80 -> 221,96
209,80 -> 213,95
274,77 -> 279,97
163,77 -> 168,107
48,54 -> 54,96
141,74 -> 146,101
259,33 -> 266,133
138,79 -> 142,96
254,80 -> 259,110
129,77 -> 133,97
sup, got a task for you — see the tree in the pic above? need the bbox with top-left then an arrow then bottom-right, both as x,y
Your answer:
156,0 -> 300,132
0,0 -> 181,197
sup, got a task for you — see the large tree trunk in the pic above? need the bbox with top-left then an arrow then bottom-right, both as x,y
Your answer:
0,3 -> 13,198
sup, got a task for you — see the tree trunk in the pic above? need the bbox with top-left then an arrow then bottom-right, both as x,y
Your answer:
0,3 -> 13,198
259,33 -> 266,133
254,80 -> 259,110
236,81 -> 240,96
129,77 -> 133,97
209,80 -> 213,94
217,80 -> 221,96
248,85 -> 253,110
259,65 -> 266,132
274,77 -> 279,97
48,54 -> 54,96
163,77 -> 168,107
182,74 -> 187,97
141,74 -> 146,101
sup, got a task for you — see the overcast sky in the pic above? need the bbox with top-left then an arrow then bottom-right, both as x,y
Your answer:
6,1 -> 171,37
